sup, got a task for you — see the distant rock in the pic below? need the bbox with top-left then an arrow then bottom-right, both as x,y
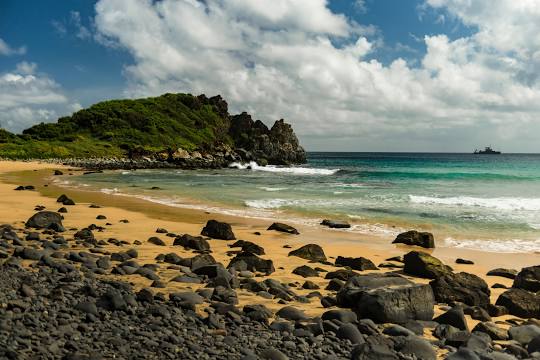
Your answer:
267,223 -> 299,235
321,219 -> 351,229
487,268 -> 517,280
403,251 -> 453,279
393,230 -> 435,248
288,244 -> 326,262
201,220 -> 235,240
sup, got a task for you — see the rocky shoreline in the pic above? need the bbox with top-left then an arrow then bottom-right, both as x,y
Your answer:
1,201 -> 540,359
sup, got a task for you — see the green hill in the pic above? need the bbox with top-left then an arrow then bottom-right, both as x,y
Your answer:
0,92 -> 306,166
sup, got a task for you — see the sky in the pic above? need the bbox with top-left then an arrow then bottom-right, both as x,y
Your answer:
1,0 -> 540,152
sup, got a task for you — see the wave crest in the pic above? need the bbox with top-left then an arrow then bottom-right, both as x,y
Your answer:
409,195 -> 540,211
229,161 -> 339,175
445,237 -> 540,253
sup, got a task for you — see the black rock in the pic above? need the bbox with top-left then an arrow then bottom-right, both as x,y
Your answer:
429,272 -> 490,308
243,304 -> 273,322
456,258 -> 474,265
275,306 -> 309,321
156,228 -> 168,233
337,273 -> 435,324
326,278 -> 345,291
403,251 -> 453,279
302,280 -> 319,290
288,244 -> 326,262
25,211 -> 64,230
434,306 -> 468,331
486,268 -> 517,280
229,240 -> 265,255
267,222 -> 299,234
325,269 -> 359,281
513,265 -> 540,292
321,219 -> 351,229
173,234 -> 210,251
322,309 -> 358,323
472,322 -> 508,340
58,207 -> 68,213
508,324 -> 540,346
147,236 -> 166,246
74,228 -> 95,243
292,265 -> 319,278
528,334 -> 540,354
394,336 -> 436,360
227,251 -> 274,275
393,230 -> 435,248
335,256 -> 378,271
336,323 -> 364,344
351,337 -> 399,360
496,288 -> 540,318
201,220 -> 236,240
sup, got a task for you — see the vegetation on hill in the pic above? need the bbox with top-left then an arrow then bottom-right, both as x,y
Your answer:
0,93 -> 232,159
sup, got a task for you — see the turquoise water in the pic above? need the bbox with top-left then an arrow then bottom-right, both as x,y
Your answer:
65,152 -> 540,253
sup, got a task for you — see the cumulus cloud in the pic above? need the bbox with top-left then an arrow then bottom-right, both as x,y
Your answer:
93,0 -> 540,151
0,63 -> 72,133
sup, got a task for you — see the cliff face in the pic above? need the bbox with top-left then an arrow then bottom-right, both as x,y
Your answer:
1,93 -> 306,168
229,112 -> 306,165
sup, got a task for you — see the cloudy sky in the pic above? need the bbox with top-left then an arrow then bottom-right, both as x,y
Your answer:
1,0 -> 540,152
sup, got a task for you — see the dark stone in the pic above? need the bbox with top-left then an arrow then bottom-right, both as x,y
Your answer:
322,309 -> 358,323
292,265 -> 319,278
267,222 -> 299,235
456,258 -> 474,265
429,272 -> 490,307
156,228 -> 168,233
147,237 -> 166,246
259,348 -> 289,360
496,288 -> 540,318
351,338 -> 399,360
58,207 -> 68,213
434,306 -> 468,331
336,323 -> 364,344
325,269 -> 359,281
335,256 -> 378,271
227,251 -> 274,275
75,228 -> 95,243
229,240 -> 264,255
201,220 -> 235,240
275,306 -> 309,321
302,280 -> 319,290
394,336 -> 436,360
326,278 -> 345,291
337,273 -> 435,324
393,230 -> 435,248
528,334 -> 540,354
464,306 -> 491,321
25,211 -> 64,230
288,244 -> 326,262
508,325 -> 540,346
76,301 -> 98,315
173,234 -> 210,251
486,268 -> 517,280
243,304 -> 273,322
472,322 -> 508,340
96,215 -> 106,220
513,265 -> 540,292
321,219 -> 351,229
403,251 -> 453,279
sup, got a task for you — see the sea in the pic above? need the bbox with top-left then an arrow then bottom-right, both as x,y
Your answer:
60,152 -> 540,253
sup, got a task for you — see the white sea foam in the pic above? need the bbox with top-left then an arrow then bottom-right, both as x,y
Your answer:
444,237 -> 540,253
244,199 -> 296,209
229,161 -> 339,175
100,188 -> 120,194
409,195 -> 540,211
258,187 -> 288,192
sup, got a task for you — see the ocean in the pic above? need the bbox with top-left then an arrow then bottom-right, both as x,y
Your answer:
61,152 -> 540,253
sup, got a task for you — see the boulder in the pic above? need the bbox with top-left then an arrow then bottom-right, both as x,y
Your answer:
325,269 -> 359,281
292,265 -> 319,278
321,219 -> 351,229
173,234 -> 210,251
227,251 -> 275,275
487,268 -> 517,280
393,230 -> 435,248
148,237 -> 166,246
508,325 -> 540,346
337,273 -> 435,324
288,244 -> 326,262
267,222 -> 299,234
403,251 -> 453,279
472,322 -> 508,340
201,220 -> 236,240
336,323 -> 364,344
429,272 -> 490,307
513,265 -> 540,292
434,306 -> 468,331
25,211 -> 64,231
496,288 -> 540,318
229,240 -> 265,255
275,306 -> 309,321
335,256 -> 378,271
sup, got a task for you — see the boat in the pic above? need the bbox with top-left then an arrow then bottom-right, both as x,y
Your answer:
473,146 -> 501,154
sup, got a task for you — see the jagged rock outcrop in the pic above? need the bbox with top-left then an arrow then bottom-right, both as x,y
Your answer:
229,112 -> 306,165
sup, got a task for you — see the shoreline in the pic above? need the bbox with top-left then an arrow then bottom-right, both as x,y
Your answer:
1,160 -> 539,358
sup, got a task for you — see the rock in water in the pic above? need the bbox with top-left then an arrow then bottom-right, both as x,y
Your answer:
429,272 -> 490,308
496,288 -> 540,318
512,265 -> 540,292
25,211 -> 64,230
267,222 -> 299,234
321,219 -> 351,229
393,230 -> 435,248
403,251 -> 453,279
201,220 -> 236,240
337,273 -> 435,323
288,244 -> 326,262
335,256 -> 378,271
227,251 -> 275,275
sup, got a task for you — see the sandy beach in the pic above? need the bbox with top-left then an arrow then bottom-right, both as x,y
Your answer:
0,160 -> 536,320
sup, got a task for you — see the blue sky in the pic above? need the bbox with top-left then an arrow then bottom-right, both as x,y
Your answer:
1,0 -> 539,152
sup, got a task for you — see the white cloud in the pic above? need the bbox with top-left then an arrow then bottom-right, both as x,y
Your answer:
0,63 -> 71,133
0,38 -> 26,56
93,0 -> 540,151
